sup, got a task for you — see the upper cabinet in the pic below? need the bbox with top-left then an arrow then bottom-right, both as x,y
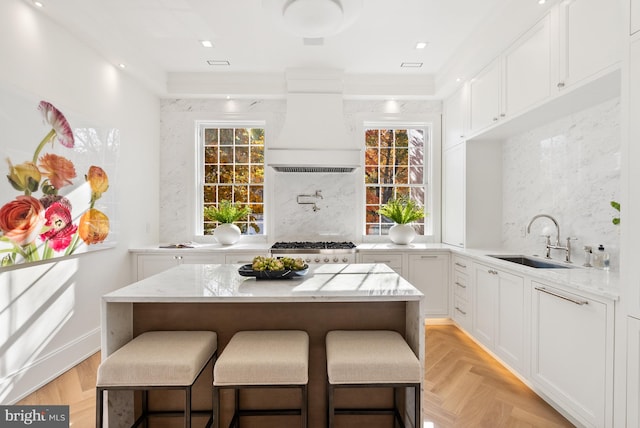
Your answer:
558,0 -> 622,89
633,0 -> 640,35
463,1 -> 621,141
503,13 -> 555,118
443,83 -> 469,150
469,58 -> 502,135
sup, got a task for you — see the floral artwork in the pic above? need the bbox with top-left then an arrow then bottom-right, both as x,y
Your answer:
0,99 -> 118,268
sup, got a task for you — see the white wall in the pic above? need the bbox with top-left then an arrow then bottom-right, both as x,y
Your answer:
0,0 -> 159,403
501,97 -> 621,268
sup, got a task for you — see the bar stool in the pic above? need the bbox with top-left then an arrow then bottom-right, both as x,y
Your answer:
213,330 -> 309,428
325,330 -> 421,428
96,330 -> 218,428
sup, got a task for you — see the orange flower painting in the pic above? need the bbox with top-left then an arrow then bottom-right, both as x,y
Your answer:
0,100 -> 115,267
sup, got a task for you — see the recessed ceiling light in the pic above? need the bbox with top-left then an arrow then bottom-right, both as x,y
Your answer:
401,62 -> 423,68
456,77 -> 461,82
207,60 -> 230,66
118,63 -> 126,69
538,0 -> 546,4
200,40 -> 213,48
33,1 -> 44,7
226,95 -> 231,100
415,42 -> 428,49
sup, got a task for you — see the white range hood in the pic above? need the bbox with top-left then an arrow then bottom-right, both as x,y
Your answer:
267,70 -> 361,173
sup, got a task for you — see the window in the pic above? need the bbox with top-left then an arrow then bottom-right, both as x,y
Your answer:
364,125 -> 430,236
198,122 -> 265,236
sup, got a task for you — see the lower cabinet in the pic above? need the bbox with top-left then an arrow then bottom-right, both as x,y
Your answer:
627,316 -> 640,428
531,281 -> 613,428
473,263 -> 527,372
358,252 -> 404,276
407,253 -> 450,318
452,255 -> 472,331
135,253 -> 225,280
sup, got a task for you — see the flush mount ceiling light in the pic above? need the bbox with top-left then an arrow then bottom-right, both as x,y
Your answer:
263,0 -> 363,38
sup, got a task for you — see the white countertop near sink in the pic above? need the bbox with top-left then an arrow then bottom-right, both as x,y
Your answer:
451,247 -> 620,300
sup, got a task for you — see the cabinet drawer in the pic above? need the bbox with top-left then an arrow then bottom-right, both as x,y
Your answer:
225,252 -> 267,265
453,295 -> 470,329
360,254 -> 403,269
452,255 -> 470,273
453,271 -> 469,299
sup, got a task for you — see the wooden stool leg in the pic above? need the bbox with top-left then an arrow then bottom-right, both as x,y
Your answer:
185,386 -> 192,428
96,388 -> 104,428
327,384 -> 335,428
301,384 -> 308,428
142,390 -> 149,428
213,387 -> 220,428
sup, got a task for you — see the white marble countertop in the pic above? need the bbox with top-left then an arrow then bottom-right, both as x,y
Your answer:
450,247 -> 620,300
127,241 -> 619,300
103,263 -> 424,303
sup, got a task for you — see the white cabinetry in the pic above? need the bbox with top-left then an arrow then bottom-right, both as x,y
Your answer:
627,316 -> 640,428
503,13 -> 555,117
359,252 -> 404,276
633,0 -> 640,35
451,255 -> 472,331
473,263 -> 527,372
558,0 -> 621,90
469,58 -> 502,135
135,253 -> 224,280
531,281 -> 613,428
443,84 -> 468,150
407,253 -> 450,318
442,144 -> 465,247
224,251 -> 268,265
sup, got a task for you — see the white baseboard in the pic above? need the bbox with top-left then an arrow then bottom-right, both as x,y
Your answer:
2,327 -> 101,404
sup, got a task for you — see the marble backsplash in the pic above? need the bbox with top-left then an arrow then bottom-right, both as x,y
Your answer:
501,97 -> 621,269
159,98 -> 441,243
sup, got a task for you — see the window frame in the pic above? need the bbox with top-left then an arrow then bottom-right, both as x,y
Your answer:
194,119 -> 267,243
359,116 -> 442,243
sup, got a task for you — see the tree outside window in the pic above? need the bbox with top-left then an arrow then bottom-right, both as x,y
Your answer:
200,124 -> 264,235
364,126 -> 428,236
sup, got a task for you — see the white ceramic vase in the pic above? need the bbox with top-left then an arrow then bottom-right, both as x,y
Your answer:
214,223 -> 241,245
389,223 -> 416,245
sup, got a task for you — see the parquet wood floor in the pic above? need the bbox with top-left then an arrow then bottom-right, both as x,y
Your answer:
424,325 -> 575,428
15,325 -> 575,428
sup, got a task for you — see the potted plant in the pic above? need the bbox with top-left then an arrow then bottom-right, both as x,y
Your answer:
203,200 -> 251,245
377,197 -> 425,244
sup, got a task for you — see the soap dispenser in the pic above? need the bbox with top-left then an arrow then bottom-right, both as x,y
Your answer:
593,245 -> 610,270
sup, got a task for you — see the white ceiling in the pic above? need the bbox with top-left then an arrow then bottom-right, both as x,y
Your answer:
32,0 -> 514,96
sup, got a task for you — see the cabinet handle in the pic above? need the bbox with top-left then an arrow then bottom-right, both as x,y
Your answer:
500,113 -> 506,117
535,287 -> 588,306
455,281 -> 467,288
374,260 -> 392,263
173,255 -> 183,260
488,269 -> 498,275
454,262 -> 467,268
455,306 -> 467,315
493,117 -> 499,122
420,255 -> 438,259
557,81 -> 565,88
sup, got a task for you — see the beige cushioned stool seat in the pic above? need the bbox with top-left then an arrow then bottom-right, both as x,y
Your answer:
326,330 -> 420,385
97,330 -> 218,387
214,330 -> 308,386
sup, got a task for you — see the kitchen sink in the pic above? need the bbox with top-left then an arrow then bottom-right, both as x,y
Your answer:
488,255 -> 575,269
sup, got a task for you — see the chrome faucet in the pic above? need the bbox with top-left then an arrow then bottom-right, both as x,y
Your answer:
526,214 -> 572,263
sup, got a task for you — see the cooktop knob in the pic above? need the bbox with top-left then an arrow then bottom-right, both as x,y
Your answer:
333,257 -> 339,262
314,257 -> 321,263
342,257 -> 349,263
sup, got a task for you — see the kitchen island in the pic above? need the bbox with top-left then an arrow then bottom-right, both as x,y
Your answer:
101,263 -> 425,428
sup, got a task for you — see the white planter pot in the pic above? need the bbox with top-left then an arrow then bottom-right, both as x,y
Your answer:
214,223 -> 241,245
389,224 -> 416,245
